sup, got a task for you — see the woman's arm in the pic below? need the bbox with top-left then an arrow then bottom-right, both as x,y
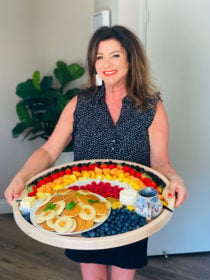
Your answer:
148,101 -> 188,207
4,96 -> 78,205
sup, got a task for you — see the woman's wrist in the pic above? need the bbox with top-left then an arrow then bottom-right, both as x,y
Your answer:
168,175 -> 183,182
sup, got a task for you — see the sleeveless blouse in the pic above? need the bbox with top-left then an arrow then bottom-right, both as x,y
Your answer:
72,86 -> 157,167
66,86 -> 158,269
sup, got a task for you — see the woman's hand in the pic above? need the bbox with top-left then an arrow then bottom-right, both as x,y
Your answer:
4,176 -> 25,205
168,177 -> 188,208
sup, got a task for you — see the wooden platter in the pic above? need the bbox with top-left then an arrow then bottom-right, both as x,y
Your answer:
12,159 -> 175,250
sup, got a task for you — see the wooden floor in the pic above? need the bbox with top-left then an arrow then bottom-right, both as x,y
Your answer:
0,214 -> 209,280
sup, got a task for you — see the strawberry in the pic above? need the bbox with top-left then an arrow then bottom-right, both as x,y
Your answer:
100,163 -> 109,169
51,173 -> 59,180
58,171 -> 65,177
109,164 -> 116,169
81,165 -> 88,171
45,176 -> 52,183
37,179 -> 46,187
72,166 -> 80,172
65,168 -> 72,174
129,168 -> 136,176
142,177 -> 153,186
88,164 -> 98,170
122,165 -> 131,172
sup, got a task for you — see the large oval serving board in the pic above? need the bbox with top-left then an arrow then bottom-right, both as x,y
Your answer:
12,159 -> 175,250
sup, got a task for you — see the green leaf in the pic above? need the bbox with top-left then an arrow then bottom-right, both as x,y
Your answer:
43,202 -> 56,211
26,185 -> 34,193
16,79 -> 40,99
12,122 -> 27,138
32,71 -> 41,91
65,201 -> 76,210
43,104 -> 60,122
88,199 -> 100,204
56,94 -> 70,111
40,76 -> 53,92
68,63 -> 85,81
16,101 -> 31,122
54,61 -> 71,87
65,88 -> 80,100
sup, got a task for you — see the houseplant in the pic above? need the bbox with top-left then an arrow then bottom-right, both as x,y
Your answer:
12,61 -> 85,152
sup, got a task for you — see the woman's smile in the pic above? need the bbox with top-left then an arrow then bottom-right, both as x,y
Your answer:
103,70 -> 118,76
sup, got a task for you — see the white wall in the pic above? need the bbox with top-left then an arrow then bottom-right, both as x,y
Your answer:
94,0 -> 142,35
146,0 -> 210,255
0,0 -> 94,209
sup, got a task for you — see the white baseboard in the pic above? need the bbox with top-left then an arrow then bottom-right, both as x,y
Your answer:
0,199 -> 12,214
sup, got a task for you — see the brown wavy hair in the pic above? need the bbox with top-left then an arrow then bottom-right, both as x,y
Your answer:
86,25 -> 159,109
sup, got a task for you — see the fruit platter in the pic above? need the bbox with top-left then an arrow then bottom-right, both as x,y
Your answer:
13,159 -> 175,250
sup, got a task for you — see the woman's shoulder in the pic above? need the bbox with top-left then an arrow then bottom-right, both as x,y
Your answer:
77,86 -> 104,103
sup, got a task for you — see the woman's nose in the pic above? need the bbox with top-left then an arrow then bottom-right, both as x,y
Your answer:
103,57 -> 112,67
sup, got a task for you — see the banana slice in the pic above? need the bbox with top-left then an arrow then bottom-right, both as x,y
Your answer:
35,210 -> 57,224
54,216 -> 74,233
39,194 -> 53,207
67,218 -> 77,233
46,217 -> 58,230
54,200 -> 65,215
42,221 -> 55,232
79,204 -> 96,220
93,214 -> 108,223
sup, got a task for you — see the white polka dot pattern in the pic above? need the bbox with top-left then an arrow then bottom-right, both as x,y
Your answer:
72,86 -> 157,166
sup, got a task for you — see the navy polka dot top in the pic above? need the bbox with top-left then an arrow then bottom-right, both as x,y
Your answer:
72,86 -> 157,167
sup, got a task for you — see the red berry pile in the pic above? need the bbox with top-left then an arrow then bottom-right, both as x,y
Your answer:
69,181 -> 124,199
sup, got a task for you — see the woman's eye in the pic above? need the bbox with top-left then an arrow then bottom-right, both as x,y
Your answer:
113,54 -> 120,58
96,56 -> 103,60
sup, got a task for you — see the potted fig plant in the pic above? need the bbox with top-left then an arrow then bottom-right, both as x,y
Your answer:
12,61 -> 85,152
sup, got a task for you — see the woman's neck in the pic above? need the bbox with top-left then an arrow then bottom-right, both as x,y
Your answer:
104,84 -> 127,101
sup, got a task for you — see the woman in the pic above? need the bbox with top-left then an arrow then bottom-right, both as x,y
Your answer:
5,26 -> 187,280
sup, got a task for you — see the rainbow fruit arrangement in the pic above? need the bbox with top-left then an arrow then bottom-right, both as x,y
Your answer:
26,161 -> 167,203
22,161 -> 168,236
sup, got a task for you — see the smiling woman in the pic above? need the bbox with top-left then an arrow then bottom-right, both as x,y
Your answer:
4,25 -> 187,280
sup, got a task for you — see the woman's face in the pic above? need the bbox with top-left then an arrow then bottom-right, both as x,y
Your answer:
95,39 -> 129,88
